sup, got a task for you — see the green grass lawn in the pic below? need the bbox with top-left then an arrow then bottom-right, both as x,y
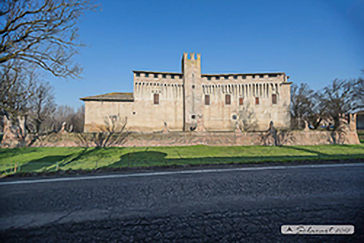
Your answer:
1,144 -> 364,175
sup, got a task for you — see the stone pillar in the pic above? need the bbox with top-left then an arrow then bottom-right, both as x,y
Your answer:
60,122 -> 67,134
1,115 -> 18,147
349,113 -> 357,131
235,121 -> 242,133
195,114 -> 206,132
303,120 -> 310,131
162,122 -> 169,133
17,115 -> 27,138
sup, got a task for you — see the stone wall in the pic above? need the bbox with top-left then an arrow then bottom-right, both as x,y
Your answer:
25,130 -> 360,147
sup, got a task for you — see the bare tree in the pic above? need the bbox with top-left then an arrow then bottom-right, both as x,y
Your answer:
27,81 -> 56,133
50,105 -> 75,131
351,71 -> 364,112
290,83 -> 317,129
76,114 -> 128,147
69,105 -> 84,133
319,79 -> 358,131
238,103 -> 258,131
0,61 -> 37,121
0,0 -> 98,78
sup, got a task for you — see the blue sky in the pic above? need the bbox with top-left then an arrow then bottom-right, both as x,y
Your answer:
46,0 -> 364,108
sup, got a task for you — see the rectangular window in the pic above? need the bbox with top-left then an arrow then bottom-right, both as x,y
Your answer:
154,93 -> 159,105
269,74 -> 277,78
136,73 -> 140,77
205,95 -> 210,105
171,75 -> 174,79
145,73 -> 149,77
216,76 -> 220,80
225,94 -> 231,105
259,74 -> 264,78
242,76 -> 246,79
224,76 -> 229,80
162,74 -> 166,78
207,76 -> 211,81
255,97 -> 259,105
154,74 -> 158,78
239,97 -> 244,106
233,75 -> 238,79
272,94 -> 277,104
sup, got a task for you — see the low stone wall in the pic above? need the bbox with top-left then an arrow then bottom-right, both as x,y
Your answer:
24,130 -> 360,147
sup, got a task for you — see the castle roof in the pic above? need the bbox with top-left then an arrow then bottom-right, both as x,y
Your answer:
133,70 -> 285,77
201,72 -> 285,76
80,92 -> 134,102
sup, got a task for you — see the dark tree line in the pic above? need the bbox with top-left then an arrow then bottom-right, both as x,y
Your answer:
291,72 -> 364,131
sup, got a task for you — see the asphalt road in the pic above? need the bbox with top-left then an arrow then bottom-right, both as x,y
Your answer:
1,163 -> 364,242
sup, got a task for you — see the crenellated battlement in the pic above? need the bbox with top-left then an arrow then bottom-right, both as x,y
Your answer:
182,52 -> 201,70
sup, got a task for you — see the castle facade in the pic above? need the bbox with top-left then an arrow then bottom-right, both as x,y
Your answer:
81,53 -> 292,132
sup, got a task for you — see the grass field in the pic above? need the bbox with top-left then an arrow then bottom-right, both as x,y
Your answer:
1,144 -> 364,175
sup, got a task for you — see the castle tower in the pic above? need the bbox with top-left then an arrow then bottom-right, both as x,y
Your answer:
182,52 -> 203,131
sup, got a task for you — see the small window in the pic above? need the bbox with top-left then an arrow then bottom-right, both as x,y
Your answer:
269,74 -> 277,78
272,94 -> 277,104
255,97 -> 259,105
207,76 -> 211,81
205,95 -> 210,105
242,76 -> 246,79
216,76 -> 220,80
224,76 -> 229,80
132,111 -> 136,115
154,74 -> 158,78
232,115 -> 237,120
259,74 -> 264,78
192,85 -> 195,89
191,115 -> 196,119
239,97 -> 244,106
225,94 -> 231,105
162,74 -> 166,78
233,75 -> 238,79
252,75 -> 255,79
145,73 -> 149,77
154,93 -> 159,105
136,73 -> 140,77
171,75 -> 174,79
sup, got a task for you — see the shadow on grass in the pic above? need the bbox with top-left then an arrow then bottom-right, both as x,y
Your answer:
282,146 -> 329,157
110,151 -> 168,167
0,147 -> 39,160
18,155 -> 71,172
106,151 -> 364,169
59,147 -> 98,167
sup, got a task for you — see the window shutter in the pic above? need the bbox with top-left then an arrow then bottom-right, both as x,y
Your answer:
225,94 -> 231,105
239,97 -> 243,106
205,95 -> 210,105
154,93 -> 159,105
272,94 -> 277,104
